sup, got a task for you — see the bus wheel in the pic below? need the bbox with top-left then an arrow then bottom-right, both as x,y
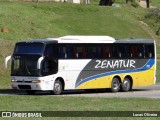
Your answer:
26,90 -> 36,95
121,78 -> 131,92
52,80 -> 62,95
111,78 -> 120,92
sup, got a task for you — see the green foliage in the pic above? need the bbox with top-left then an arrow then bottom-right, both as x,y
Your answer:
0,1 -> 150,41
144,8 -> 160,35
0,96 -> 160,111
145,8 -> 160,22
157,61 -> 160,83
125,0 -> 139,8
0,96 -> 160,119
130,0 -> 139,8
150,0 -> 160,7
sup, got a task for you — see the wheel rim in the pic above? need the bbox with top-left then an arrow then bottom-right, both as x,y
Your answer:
113,80 -> 120,90
54,82 -> 61,92
123,80 -> 130,90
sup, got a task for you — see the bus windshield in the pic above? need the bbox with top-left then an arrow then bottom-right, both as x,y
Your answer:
11,55 -> 41,76
14,44 -> 44,54
11,43 -> 59,76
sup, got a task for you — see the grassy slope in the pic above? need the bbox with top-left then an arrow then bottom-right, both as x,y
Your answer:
1,1 -> 159,88
0,1 -> 150,41
150,0 -> 160,7
1,96 -> 160,111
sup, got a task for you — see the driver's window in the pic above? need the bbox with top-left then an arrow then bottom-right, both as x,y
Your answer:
42,58 -> 58,76
45,45 -> 58,58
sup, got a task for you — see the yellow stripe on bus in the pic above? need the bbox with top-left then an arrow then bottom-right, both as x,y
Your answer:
76,65 -> 155,89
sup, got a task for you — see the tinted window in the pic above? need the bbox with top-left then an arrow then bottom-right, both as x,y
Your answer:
144,44 -> 154,58
58,43 -> 154,59
14,44 -> 44,54
44,45 -> 58,58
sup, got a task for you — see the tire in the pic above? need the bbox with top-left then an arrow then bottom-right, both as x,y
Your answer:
111,78 -> 120,92
121,78 -> 131,92
26,90 -> 36,95
52,80 -> 62,95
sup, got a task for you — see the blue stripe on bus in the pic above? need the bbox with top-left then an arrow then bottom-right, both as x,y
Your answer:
75,59 -> 154,88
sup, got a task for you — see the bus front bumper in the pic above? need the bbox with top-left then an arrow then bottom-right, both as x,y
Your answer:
11,81 -> 53,91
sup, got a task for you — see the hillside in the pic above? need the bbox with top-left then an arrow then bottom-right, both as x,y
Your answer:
0,1 -> 152,40
0,0 -> 159,88
151,0 -> 160,7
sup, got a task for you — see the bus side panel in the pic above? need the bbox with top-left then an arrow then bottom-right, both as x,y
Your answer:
58,59 -> 91,90
75,64 -> 155,89
75,59 -> 155,89
136,65 -> 155,87
75,75 -> 112,89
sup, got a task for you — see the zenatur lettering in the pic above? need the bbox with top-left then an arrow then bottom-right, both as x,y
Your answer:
95,60 -> 136,69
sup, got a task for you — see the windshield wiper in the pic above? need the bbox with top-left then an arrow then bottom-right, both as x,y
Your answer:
24,60 -> 31,75
25,65 -> 31,75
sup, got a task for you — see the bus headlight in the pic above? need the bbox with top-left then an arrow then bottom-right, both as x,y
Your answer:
11,80 -> 17,82
32,80 -> 43,83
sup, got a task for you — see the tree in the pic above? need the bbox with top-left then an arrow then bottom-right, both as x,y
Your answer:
99,0 -> 114,6
146,0 -> 150,8
126,0 -> 128,3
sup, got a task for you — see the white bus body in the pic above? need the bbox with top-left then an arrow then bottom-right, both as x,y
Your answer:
5,36 -> 156,94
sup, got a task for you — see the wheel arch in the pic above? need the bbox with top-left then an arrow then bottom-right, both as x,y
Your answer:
56,77 -> 65,90
113,75 -> 122,83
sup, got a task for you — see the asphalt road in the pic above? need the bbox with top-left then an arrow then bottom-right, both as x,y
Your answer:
61,84 -> 160,98
0,84 -> 160,98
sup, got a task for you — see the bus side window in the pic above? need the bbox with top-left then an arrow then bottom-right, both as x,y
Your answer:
59,47 -> 67,59
75,47 -> 82,59
42,58 -> 58,75
113,46 -> 120,58
102,47 -> 106,58
130,46 -> 138,58
82,47 -> 86,58
137,45 -> 144,58
145,45 -> 154,58
139,53 -> 142,58
102,46 -> 111,58
87,47 -> 96,59
116,45 -> 128,58
109,47 -> 113,58
45,45 -> 58,58
149,52 -> 152,58
95,47 -> 101,58
66,46 -> 72,58
72,47 -> 78,58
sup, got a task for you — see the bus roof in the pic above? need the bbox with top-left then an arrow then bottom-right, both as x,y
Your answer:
17,39 -> 58,44
116,38 -> 154,44
17,36 -> 155,44
48,35 -> 116,43
48,36 -> 154,44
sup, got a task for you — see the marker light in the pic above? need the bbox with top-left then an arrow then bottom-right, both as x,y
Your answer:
11,80 -> 17,82
32,80 -> 43,83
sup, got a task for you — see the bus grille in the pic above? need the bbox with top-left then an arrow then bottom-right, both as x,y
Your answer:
18,85 -> 31,90
17,81 -> 32,83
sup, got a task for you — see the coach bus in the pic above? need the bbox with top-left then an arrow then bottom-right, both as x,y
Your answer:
5,36 -> 156,95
